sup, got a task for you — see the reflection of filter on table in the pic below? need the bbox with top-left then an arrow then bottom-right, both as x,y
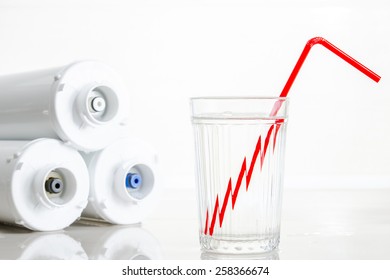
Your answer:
0,139 -> 89,231
68,223 -> 162,260
81,138 -> 159,224
0,60 -> 128,152
0,229 -> 87,260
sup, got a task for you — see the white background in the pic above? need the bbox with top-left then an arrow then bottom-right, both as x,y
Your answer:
0,0 -> 389,190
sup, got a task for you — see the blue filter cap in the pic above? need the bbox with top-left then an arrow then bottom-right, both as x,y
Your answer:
126,173 -> 142,189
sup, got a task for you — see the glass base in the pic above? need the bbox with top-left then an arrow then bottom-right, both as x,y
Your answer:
201,250 -> 279,260
200,234 -> 280,255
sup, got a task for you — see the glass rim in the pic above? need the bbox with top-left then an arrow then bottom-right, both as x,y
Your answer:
190,96 -> 288,101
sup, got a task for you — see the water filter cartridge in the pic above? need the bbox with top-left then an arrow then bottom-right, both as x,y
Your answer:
81,138 -> 159,224
0,61 -> 128,152
0,139 -> 89,231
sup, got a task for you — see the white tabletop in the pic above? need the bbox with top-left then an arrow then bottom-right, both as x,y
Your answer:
0,188 -> 389,260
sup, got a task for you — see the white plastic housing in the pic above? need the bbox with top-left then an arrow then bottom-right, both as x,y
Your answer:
68,223 -> 162,260
0,61 -> 128,152
0,139 -> 89,231
81,138 -> 159,224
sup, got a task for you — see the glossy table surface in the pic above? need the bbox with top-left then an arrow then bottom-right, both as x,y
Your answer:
1,188 -> 389,260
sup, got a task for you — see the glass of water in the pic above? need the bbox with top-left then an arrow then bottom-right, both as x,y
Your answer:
190,97 -> 289,254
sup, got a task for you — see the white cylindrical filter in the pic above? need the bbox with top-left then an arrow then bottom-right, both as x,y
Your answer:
0,139 -> 89,231
0,61 -> 128,152
0,228 -> 87,260
81,138 -> 159,224
68,223 -> 162,260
